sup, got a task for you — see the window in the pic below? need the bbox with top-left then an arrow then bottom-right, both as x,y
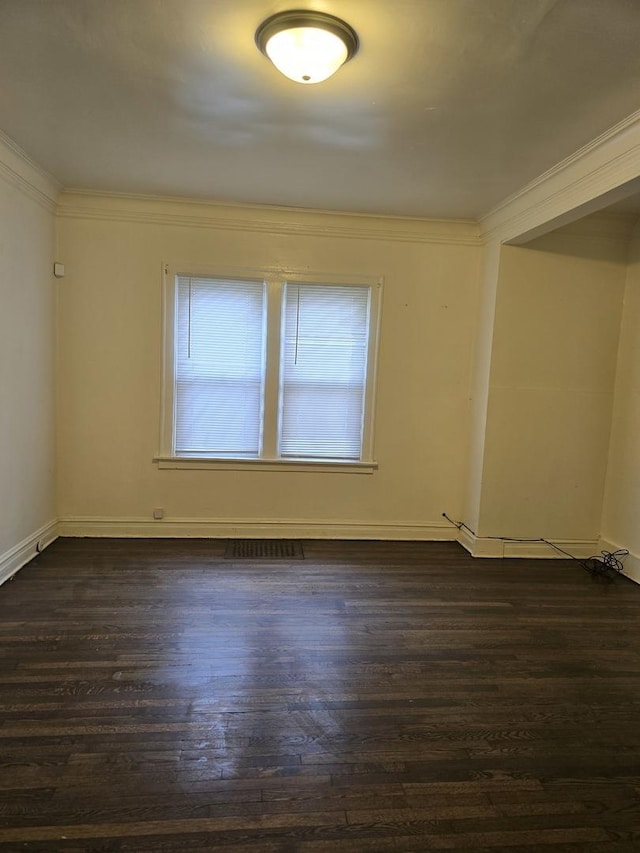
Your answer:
174,276 -> 266,458
159,266 -> 381,471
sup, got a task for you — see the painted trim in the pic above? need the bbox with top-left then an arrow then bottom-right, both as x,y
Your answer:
0,521 -> 59,587
0,131 -> 60,212
599,537 -> 640,585
457,527 -> 502,557
4,102 -> 640,249
501,540 -> 599,559
457,529 -> 599,560
56,190 -> 482,247
154,457 -> 378,473
481,107 -> 640,244
158,265 -> 382,469
57,517 -> 456,541
1,520 -> 612,567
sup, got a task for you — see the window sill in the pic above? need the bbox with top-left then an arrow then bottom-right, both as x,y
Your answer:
154,456 -> 377,474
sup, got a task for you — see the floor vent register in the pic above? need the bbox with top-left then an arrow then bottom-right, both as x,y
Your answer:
224,539 -> 305,560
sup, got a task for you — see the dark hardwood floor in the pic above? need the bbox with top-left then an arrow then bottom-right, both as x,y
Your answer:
1,538 -> 640,851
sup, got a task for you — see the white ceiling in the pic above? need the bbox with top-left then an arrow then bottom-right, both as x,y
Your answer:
1,0 -> 640,219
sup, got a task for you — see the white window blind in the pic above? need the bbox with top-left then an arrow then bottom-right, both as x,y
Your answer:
279,283 -> 371,460
175,276 -> 266,456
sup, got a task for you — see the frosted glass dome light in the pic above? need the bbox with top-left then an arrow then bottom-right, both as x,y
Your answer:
256,11 -> 359,85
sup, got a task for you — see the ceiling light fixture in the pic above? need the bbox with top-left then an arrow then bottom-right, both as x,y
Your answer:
255,10 -> 359,85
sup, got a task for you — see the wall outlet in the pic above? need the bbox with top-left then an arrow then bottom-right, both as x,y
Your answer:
153,508 -> 164,520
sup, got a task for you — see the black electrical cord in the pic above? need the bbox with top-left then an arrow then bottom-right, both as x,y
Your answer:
442,512 -> 628,582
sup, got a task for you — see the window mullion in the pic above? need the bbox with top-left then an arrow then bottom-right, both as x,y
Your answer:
261,279 -> 283,459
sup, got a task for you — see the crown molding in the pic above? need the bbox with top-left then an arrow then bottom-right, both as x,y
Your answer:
0,130 -> 60,212
481,108 -> 640,245
56,190 -> 482,247
4,104 -> 640,247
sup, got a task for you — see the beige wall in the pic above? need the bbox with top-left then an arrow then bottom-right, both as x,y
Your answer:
0,161 -> 56,571
601,222 -> 640,578
3,139 -> 634,565
56,194 -> 481,537
475,223 -> 627,541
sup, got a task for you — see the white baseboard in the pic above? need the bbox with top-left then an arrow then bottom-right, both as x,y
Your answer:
19,519 -> 615,573
501,539 -> 598,559
57,516 -> 457,542
0,520 -> 59,586
599,537 -> 640,585
457,527 -> 503,557
457,528 -> 599,560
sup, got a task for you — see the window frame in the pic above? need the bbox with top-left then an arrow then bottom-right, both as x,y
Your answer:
157,263 -> 381,473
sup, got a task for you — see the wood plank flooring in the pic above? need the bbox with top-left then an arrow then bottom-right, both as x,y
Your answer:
1,537 -> 640,851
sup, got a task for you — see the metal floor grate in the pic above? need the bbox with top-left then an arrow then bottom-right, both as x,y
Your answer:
224,539 -> 305,560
